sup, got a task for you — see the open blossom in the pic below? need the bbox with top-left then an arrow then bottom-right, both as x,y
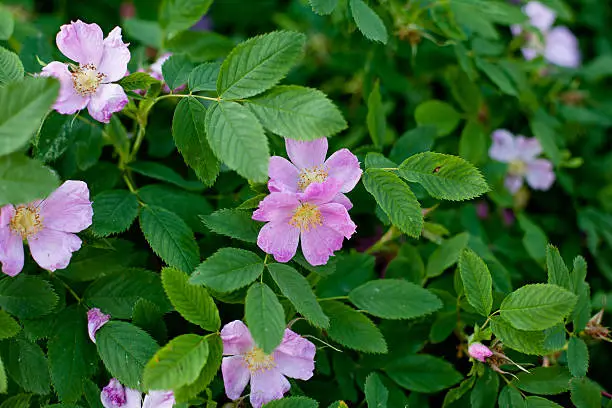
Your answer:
268,138 -> 362,210
489,129 -> 555,194
87,308 -> 110,343
511,1 -> 580,67
0,181 -> 93,276
101,379 -> 174,408
41,20 -> 130,123
468,342 -> 493,362
221,320 -> 315,408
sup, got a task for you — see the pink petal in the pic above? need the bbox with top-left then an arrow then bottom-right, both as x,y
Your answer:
0,206 -> 24,277
285,138 -> 328,170
268,156 -> 299,193
87,308 -> 110,343
221,320 -> 255,355
252,192 -> 298,223
510,24 -> 522,37
142,391 -> 175,408
504,175 -> 524,194
324,148 -> 362,193
489,129 -> 518,163
297,178 -> 343,205
276,329 -> 316,359
150,53 -> 172,78
98,27 -> 131,83
257,221 -> 300,263
515,136 -> 542,162
319,203 -> 357,239
41,61 -> 89,115
221,355 -> 251,401
87,83 -> 128,123
40,180 -> 93,233
545,26 -> 581,68
522,45 -> 539,61
524,1 -> 556,32
468,342 -> 493,363
249,368 -> 290,408
526,159 -> 555,191
300,226 -> 344,266
56,20 -> 104,66
100,379 -> 142,408
273,329 -> 315,380
330,193 -> 353,211
27,229 -> 82,272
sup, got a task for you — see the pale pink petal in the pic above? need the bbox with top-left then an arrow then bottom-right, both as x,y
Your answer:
56,20 -> 104,66
522,45 -> 539,61
98,27 -> 131,83
504,175 -> 524,194
489,129 -> 518,163
526,159 -> 555,191
150,53 -> 172,78
468,342 -> 493,363
524,1 -> 556,32
41,61 -> 89,115
142,391 -> 175,408
273,329 -> 315,380
268,156 -> 299,193
87,308 -> 110,343
87,83 -> 128,123
300,226 -> 344,266
297,178 -> 343,205
324,149 -> 362,193
40,181 -> 93,233
0,206 -> 24,277
221,355 -> 251,401
257,222 -> 300,263
252,192 -> 298,223
319,203 -> 356,239
276,329 -> 316,359
510,24 -> 522,37
249,368 -> 290,408
101,379 -> 142,408
285,138 -> 328,170
27,229 -> 82,272
330,193 -> 353,210
545,26 -> 581,68
221,320 -> 255,356
515,136 -> 543,162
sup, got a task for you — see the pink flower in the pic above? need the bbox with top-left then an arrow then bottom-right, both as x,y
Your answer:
142,391 -> 175,408
40,20 -> 130,123
0,181 -> 93,276
221,320 -> 315,408
101,379 -> 175,408
268,138 -> 362,210
253,180 -> 357,266
489,129 -> 555,194
511,2 -> 580,68
468,342 -> 493,363
87,308 -> 110,343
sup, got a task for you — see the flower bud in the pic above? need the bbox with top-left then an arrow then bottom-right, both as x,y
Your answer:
468,342 -> 493,362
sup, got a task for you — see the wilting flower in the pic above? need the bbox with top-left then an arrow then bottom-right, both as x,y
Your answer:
489,129 -> 555,194
268,138 -> 362,210
585,309 -> 612,342
511,1 -> 580,67
468,342 -> 493,362
253,180 -> 357,266
221,320 -> 315,408
87,308 -> 110,343
41,20 -> 130,123
101,379 -> 175,408
0,181 -> 93,276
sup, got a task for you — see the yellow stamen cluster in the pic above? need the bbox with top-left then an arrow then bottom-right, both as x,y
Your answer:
71,64 -> 105,96
297,165 -> 328,191
9,205 -> 43,239
508,159 -> 528,176
243,347 -> 276,373
289,203 -> 323,232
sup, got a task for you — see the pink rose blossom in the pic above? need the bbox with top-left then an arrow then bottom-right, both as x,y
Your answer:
142,391 -> 175,408
489,129 -> 555,194
136,53 -> 184,94
87,308 -> 110,343
101,379 -> 175,408
221,320 -> 315,408
253,180 -> 357,266
468,342 -> 493,363
0,181 -> 93,276
268,138 -> 362,210
40,20 -> 130,123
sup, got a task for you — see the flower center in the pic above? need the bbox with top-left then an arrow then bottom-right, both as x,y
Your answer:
243,347 -> 276,373
71,64 -> 105,96
289,203 -> 323,232
297,165 -> 328,191
9,205 -> 43,239
508,159 -> 527,176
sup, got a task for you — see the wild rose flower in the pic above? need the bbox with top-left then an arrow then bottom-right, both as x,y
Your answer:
101,379 -> 175,408
489,129 -> 555,194
253,180 -> 357,266
87,308 -> 110,343
268,138 -> 362,210
41,20 -> 130,123
468,342 -> 493,362
0,181 -> 93,276
142,391 -> 175,408
221,320 -> 315,408
511,1 -> 580,67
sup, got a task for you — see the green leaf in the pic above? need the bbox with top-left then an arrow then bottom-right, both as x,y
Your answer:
139,205 -> 200,273
246,85 -> 347,140
0,310 -> 20,340
117,72 -> 161,92
517,214 -> 548,264
160,0 -> 213,33
143,334 -> 209,390
349,0 -> 388,44
398,152 -> 489,201
33,112 -> 74,163
123,18 -> 162,48
0,394 -> 31,408
525,396 -> 563,408
267,263 -> 329,328
0,154 -> 60,206
498,385 -> 526,408
499,284 -> 577,331
161,54 -> 195,91
426,232 -> 470,278
188,62 -> 221,92
263,397 -> 318,408
365,372 -> 388,408
321,301 -> 387,354
91,190 -> 139,237
514,366 -> 571,395
530,112 -> 561,166
0,9 -> 14,40
96,321 -> 159,390
546,245 -> 570,290
0,46 -> 24,85
445,67 -> 481,114
0,275 -> 58,319
569,378 -> 601,408
172,97 -> 220,186
161,267 -> 220,331
348,279 -> 442,320
362,169 -> 423,238
309,0 -> 338,15
129,161 -> 204,191
475,58 -> 518,96
191,248 -> 264,292
0,76 -> 59,156
490,317 -> 549,355
459,121 -> 487,165
165,31 -> 234,62
200,208 -> 261,243
567,336 -> 588,378
458,249 -> 493,316
414,100 -> 461,137
386,354 -> 463,393
205,101 -> 269,182
132,299 -> 167,343
174,334 -> 222,402
471,368 -> 499,408
4,338 -> 51,394
367,80 -> 386,148
0,355 -> 6,394
443,377 -> 475,408
245,282 -> 286,354
217,31 -> 305,99
83,379 -> 104,408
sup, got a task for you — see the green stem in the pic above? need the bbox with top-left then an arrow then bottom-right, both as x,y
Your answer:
317,296 -> 349,301
364,225 -> 401,254
50,272 -> 81,303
